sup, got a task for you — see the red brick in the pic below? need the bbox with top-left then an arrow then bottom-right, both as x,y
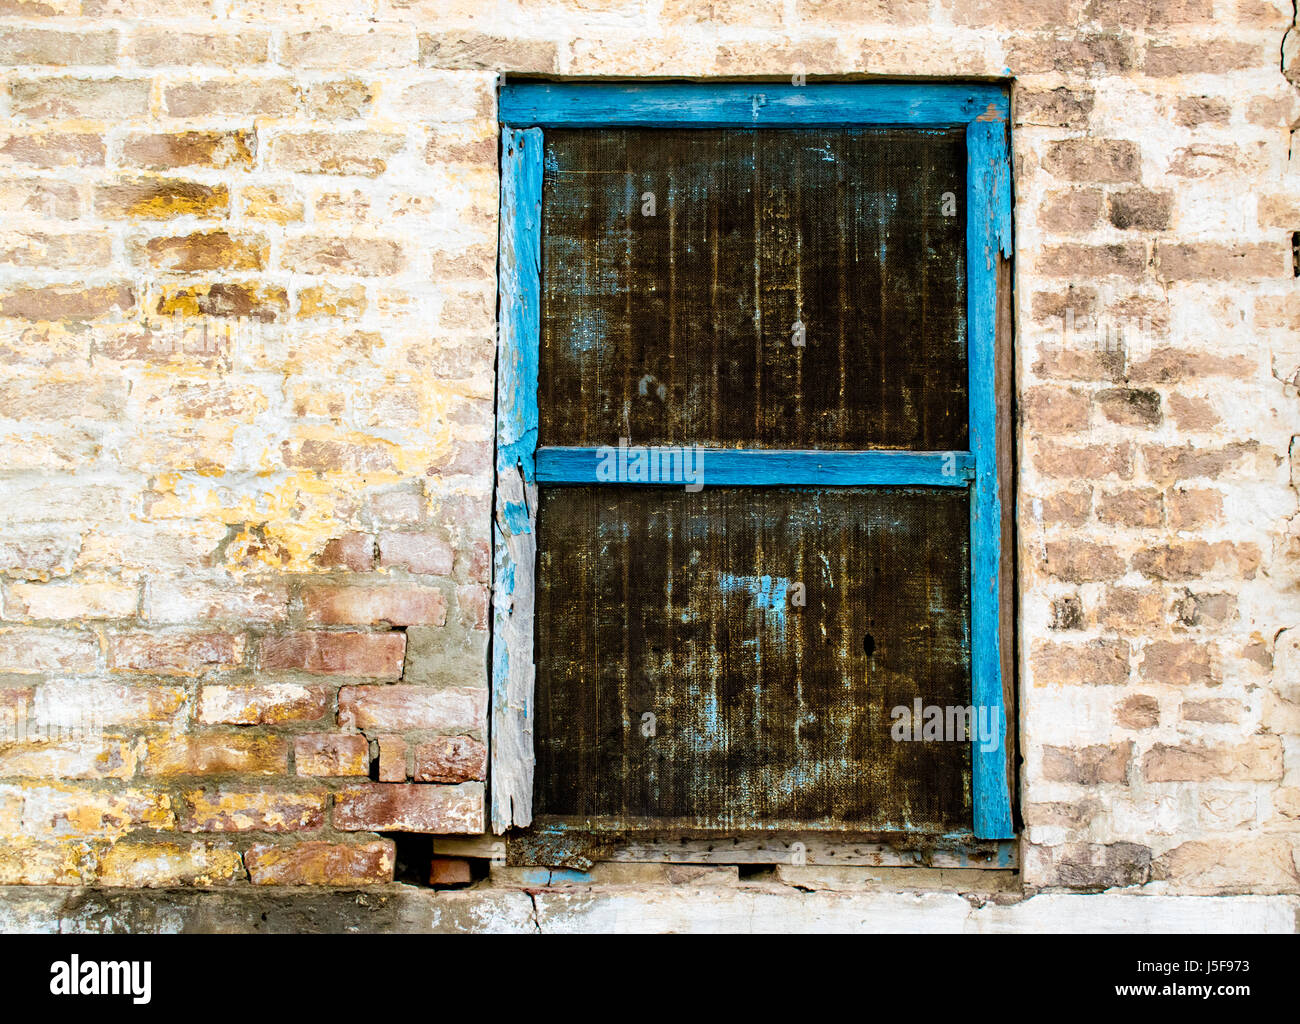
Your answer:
1042,139 -> 1141,183
0,282 -> 132,320
1033,441 -> 1134,479
142,734 -> 288,776
108,631 -> 244,676
134,230 -> 267,272
301,583 -> 447,627
1141,442 -> 1257,483
259,631 -> 405,678
377,531 -> 454,575
414,735 -> 487,783
0,627 -> 98,674
121,130 -> 255,171
333,782 -> 484,833
0,28 -> 119,65
1043,540 -> 1125,582
430,856 -> 472,886
455,584 -> 488,630
1042,743 -> 1132,785
338,685 -> 487,733
318,531 -> 374,571
0,131 -> 106,168
1031,638 -> 1131,686
1038,242 -> 1148,279
197,684 -> 329,725
1127,348 -> 1254,383
1140,640 -> 1216,686
245,840 -> 395,885
1131,541 -> 1261,581
1095,488 -> 1162,528
295,733 -> 369,777
1156,243 -> 1287,281
377,735 -> 407,782
181,786 -> 326,832
1116,694 -> 1161,729
1143,739 -> 1283,782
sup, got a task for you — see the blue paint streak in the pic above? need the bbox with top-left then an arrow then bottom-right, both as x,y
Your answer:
501,81 -> 1010,128
967,113 -> 1014,840
719,573 -> 791,633
491,126 -> 543,833
536,447 -> 975,486
496,129 -> 541,490
502,500 -> 530,536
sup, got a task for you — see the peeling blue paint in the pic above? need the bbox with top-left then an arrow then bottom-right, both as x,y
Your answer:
719,572 -> 792,633
967,116 -> 1013,840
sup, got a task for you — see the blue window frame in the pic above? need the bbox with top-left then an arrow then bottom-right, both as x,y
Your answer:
493,81 -> 1014,840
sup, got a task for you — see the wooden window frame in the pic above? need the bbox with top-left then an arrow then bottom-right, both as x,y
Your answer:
492,81 -> 1015,848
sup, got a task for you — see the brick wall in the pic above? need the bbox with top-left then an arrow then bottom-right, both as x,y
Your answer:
0,0 -> 1296,895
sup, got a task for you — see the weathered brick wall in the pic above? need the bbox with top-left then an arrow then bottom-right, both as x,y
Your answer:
0,0 -> 1296,895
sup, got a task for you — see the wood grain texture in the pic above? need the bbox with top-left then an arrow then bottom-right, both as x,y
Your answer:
536,447 -> 975,486
501,81 -> 1010,129
966,115 -> 1014,839
492,127 -> 543,833
534,485 -> 973,833
539,127 -> 968,451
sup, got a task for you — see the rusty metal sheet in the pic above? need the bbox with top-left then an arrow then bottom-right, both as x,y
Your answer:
539,127 -> 968,451
534,485 -> 972,832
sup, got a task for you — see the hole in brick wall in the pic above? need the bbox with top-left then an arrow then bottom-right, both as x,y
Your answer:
387,832 -> 435,887
737,863 -> 777,880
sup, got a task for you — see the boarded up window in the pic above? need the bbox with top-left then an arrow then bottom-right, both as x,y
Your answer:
495,82 -> 1014,842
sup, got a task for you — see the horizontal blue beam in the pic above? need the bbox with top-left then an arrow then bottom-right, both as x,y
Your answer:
536,447 -> 974,487
500,82 -> 1009,128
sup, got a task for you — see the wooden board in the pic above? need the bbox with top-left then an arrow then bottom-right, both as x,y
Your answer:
533,485 -> 973,833
539,127 -> 968,451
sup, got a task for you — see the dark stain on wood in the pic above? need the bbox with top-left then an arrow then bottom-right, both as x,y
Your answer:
534,485 -> 972,832
539,127 -> 968,451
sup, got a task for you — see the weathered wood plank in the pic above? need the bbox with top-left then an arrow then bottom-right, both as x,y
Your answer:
967,113 -> 1015,839
491,126 -> 543,834
606,835 -> 1017,870
536,447 -> 975,486
501,81 -> 1010,128
534,485 -> 973,832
